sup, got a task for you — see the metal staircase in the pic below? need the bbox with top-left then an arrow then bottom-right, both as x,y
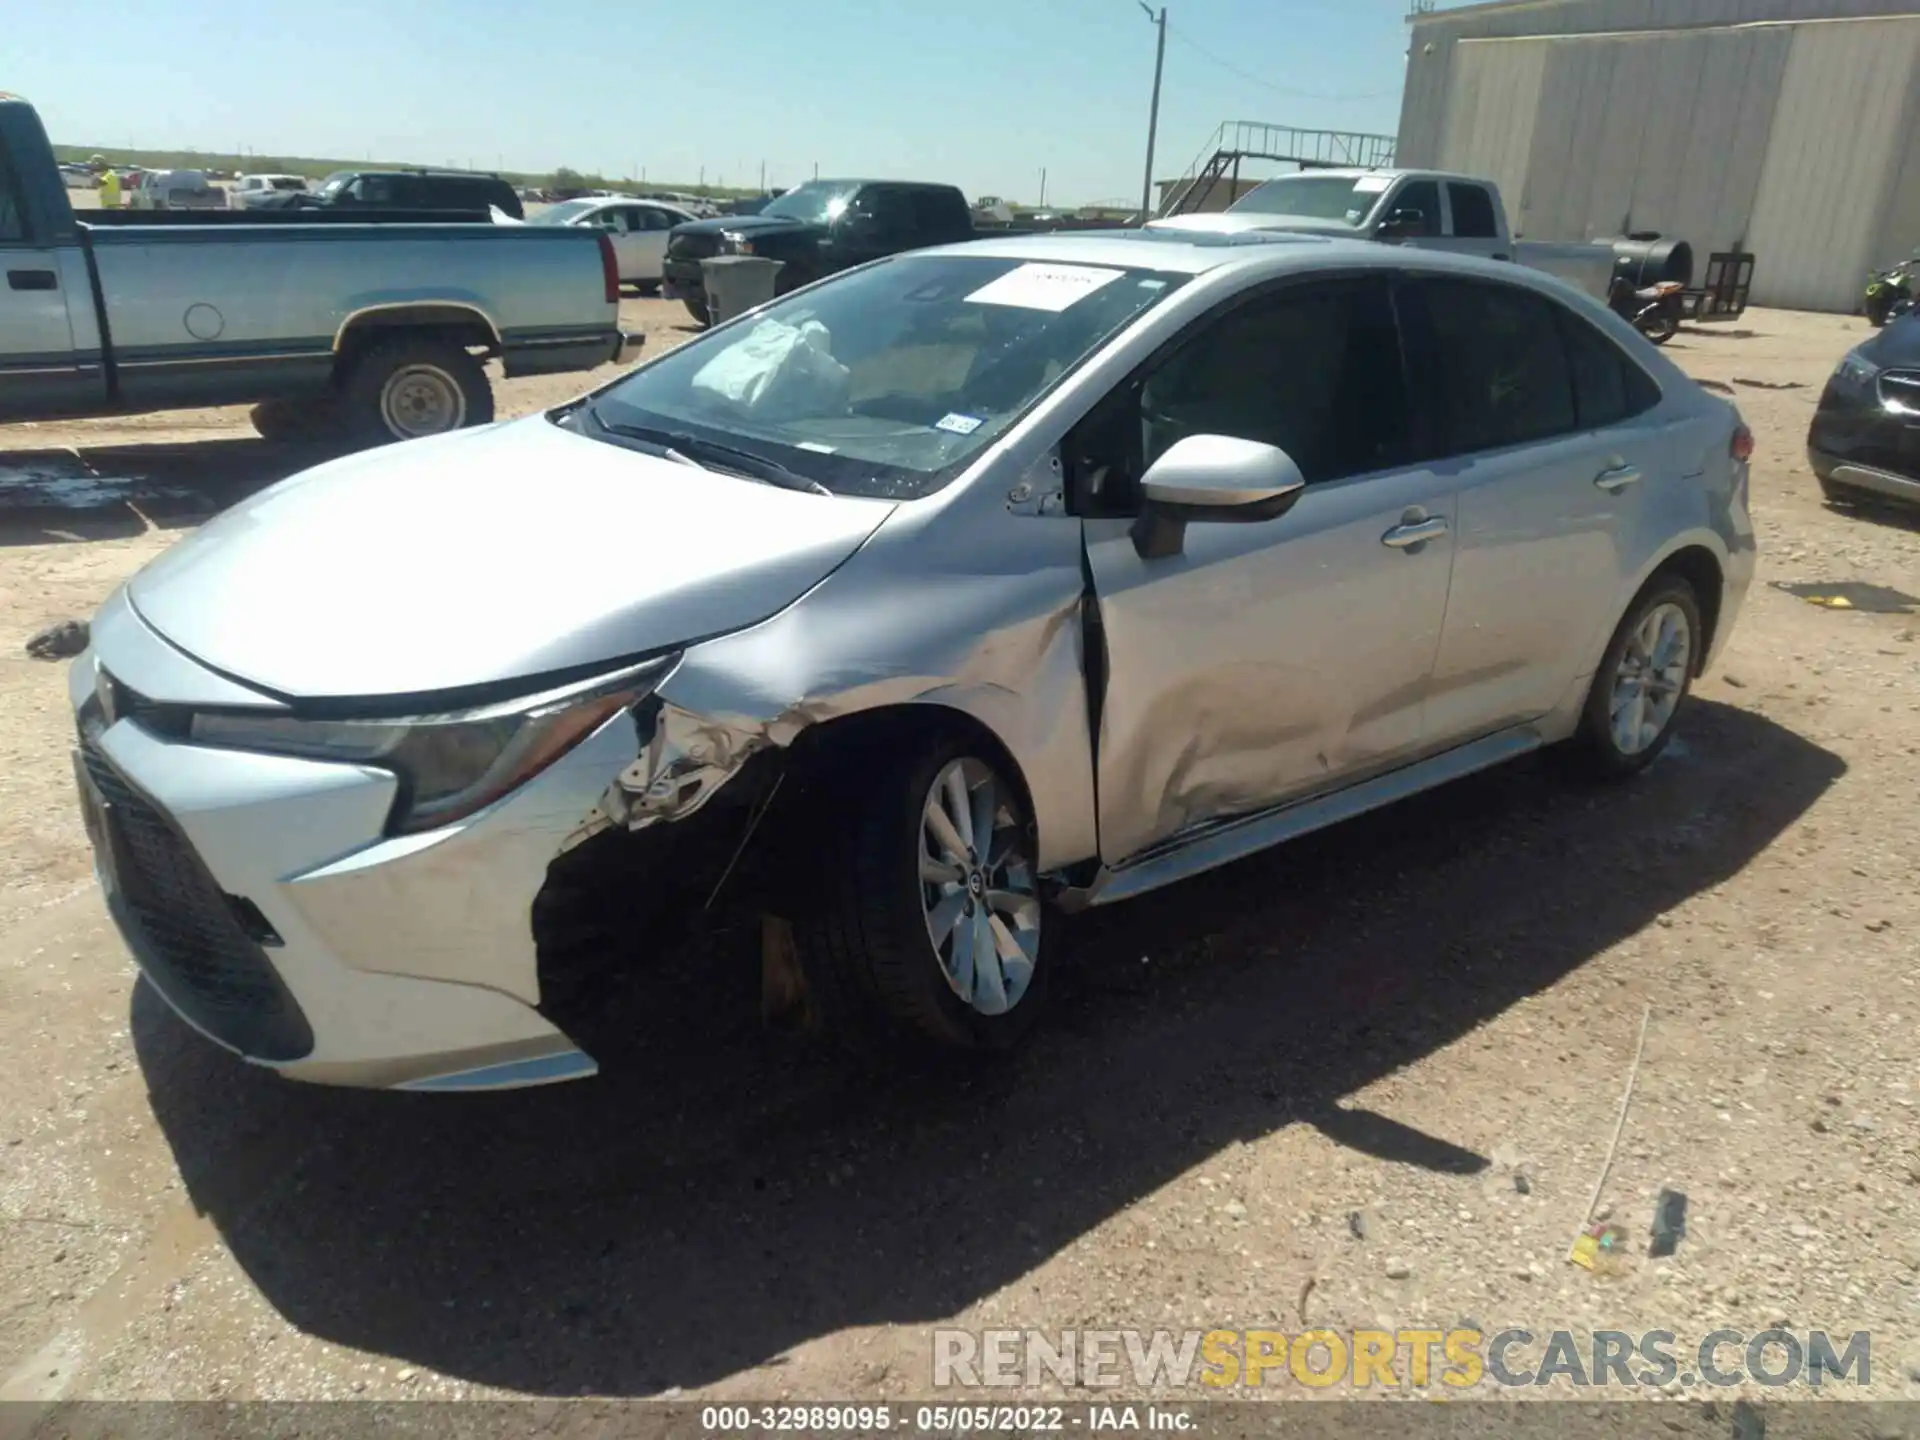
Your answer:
1159,121 -> 1399,218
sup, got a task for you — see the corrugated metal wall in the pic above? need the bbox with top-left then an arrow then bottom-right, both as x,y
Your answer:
1398,2 -> 1920,310
1745,18 -> 1920,308
1399,0 -> 1920,156
1437,41 -> 1546,206
1508,25 -> 1789,251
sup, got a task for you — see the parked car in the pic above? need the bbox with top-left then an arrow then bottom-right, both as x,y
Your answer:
663,177 -> 975,324
58,162 -> 94,189
526,196 -> 696,288
229,172 -> 309,209
1148,169 -> 1616,301
251,167 -> 525,219
63,228 -> 1753,1091
0,97 -> 625,441
1808,313 -> 1920,512
126,167 -> 223,211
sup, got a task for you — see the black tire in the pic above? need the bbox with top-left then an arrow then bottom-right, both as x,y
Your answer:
1639,314 -> 1678,345
682,297 -> 711,327
249,397 -> 341,442
1567,575 -> 1703,780
338,335 -> 493,445
791,733 -> 1047,1059
1818,474 -> 1864,506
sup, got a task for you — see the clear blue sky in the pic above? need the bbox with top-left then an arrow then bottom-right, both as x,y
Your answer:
16,0 -> 1415,205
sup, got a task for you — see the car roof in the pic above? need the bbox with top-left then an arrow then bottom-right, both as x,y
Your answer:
918,229 -> 1350,275
915,229 -> 1597,293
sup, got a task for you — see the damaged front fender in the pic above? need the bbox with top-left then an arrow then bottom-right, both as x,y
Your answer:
590,694 -> 783,836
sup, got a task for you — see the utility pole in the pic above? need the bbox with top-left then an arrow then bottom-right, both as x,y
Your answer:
1138,3 -> 1167,224
759,159 -> 766,193
813,161 -> 819,181
1039,167 -> 1047,208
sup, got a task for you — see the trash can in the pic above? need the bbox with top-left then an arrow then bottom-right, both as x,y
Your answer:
700,255 -> 785,326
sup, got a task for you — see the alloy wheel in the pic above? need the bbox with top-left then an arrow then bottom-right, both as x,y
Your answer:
918,758 -> 1040,1016
1609,601 -> 1692,755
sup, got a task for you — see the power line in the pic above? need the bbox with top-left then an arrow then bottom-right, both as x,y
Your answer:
1166,23 -> 1402,103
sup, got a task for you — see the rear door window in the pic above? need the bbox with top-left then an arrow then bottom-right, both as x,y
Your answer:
0,135 -> 27,241
1557,307 -> 1662,429
1446,183 -> 1499,239
909,187 -> 971,243
1403,277 -> 1578,454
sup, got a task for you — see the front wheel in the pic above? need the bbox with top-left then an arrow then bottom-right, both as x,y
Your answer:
339,336 -> 493,445
792,736 -> 1046,1057
1567,576 -> 1702,779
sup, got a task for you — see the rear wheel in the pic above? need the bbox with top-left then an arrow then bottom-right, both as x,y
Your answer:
682,297 -> 710,327
339,336 -> 493,445
1638,312 -> 1678,345
1567,576 -> 1701,779
792,735 -> 1046,1057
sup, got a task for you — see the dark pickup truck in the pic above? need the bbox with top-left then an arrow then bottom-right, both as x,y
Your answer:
662,178 -> 974,324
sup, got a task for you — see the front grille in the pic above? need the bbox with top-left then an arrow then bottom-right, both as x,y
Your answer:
81,737 -> 313,1062
1880,370 -> 1920,413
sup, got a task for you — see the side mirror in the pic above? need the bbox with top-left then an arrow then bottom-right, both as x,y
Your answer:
1131,435 -> 1306,560
1377,208 -> 1427,241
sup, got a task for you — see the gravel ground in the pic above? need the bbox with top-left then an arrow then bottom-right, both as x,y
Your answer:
0,305 -> 1917,1418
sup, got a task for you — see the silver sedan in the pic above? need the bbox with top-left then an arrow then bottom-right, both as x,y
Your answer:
68,232 -> 1754,1089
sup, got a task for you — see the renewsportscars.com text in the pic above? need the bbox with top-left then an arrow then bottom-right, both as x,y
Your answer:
933,1327 -> 1872,1391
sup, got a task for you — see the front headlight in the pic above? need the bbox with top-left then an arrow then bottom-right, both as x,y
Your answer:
189,654 -> 678,834
1834,353 -> 1880,390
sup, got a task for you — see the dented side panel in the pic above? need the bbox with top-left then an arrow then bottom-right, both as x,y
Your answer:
647,486 -> 1100,873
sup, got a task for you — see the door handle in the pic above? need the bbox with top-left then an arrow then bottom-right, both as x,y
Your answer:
1594,463 -> 1642,492
7,269 -> 58,292
1381,516 -> 1450,549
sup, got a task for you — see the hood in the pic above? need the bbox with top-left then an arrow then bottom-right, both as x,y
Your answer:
127,417 -> 894,702
1865,314 -> 1920,367
670,214 -> 818,241
1146,212 -> 1353,237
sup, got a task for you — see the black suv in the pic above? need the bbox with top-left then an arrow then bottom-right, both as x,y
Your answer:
662,178 -> 974,324
254,169 -> 524,219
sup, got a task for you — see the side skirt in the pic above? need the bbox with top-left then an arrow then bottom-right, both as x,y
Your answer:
1053,725 -> 1545,912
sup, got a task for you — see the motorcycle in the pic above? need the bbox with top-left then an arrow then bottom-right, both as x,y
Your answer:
1863,257 -> 1915,327
1608,275 -> 1685,346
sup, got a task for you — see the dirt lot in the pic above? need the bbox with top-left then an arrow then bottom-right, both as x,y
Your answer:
1,305 -> 1917,1417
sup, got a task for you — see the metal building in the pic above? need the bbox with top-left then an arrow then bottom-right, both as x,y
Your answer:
1396,0 -> 1920,311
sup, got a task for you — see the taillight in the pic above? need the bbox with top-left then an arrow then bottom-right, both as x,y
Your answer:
596,232 -> 619,304
1731,423 -> 1755,463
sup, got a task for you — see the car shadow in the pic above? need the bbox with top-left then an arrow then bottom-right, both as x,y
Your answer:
134,700 -> 1841,1396
1824,495 -> 1920,535
0,439 -> 343,548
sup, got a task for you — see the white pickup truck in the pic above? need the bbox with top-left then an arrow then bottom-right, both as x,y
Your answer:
1149,168 -> 1616,302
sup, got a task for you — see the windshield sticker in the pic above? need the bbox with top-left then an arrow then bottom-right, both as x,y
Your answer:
935,413 -> 984,436
965,263 -> 1125,312
1353,175 -> 1393,194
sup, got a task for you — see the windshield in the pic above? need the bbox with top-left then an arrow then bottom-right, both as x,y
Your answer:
1229,174 -> 1388,225
269,176 -> 305,191
580,253 -> 1187,500
531,199 -> 599,225
316,171 -> 352,199
759,180 -> 861,226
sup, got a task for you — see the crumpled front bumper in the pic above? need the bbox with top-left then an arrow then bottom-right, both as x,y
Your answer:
67,638 -> 654,1091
